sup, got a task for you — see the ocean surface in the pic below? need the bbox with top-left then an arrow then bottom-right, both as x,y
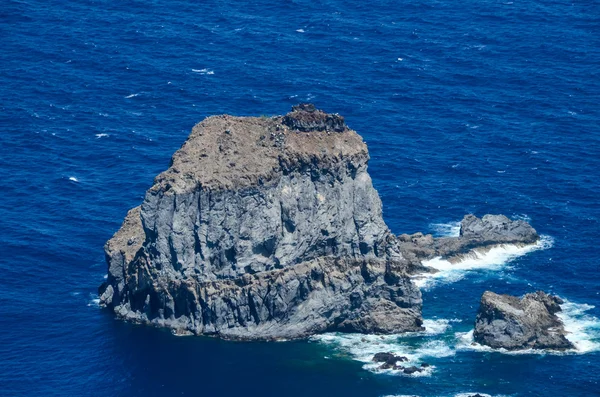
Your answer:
1,0 -> 599,396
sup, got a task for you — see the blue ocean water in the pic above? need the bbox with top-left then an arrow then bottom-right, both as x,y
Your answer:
1,0 -> 599,395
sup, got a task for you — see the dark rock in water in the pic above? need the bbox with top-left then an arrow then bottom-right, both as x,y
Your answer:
397,214 -> 540,272
420,362 -> 430,367
99,105 -> 423,340
372,352 -> 408,369
403,366 -> 422,374
282,103 -> 347,132
473,291 -> 574,351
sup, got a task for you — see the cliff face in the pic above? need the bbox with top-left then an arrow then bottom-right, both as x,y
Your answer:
99,105 -> 423,339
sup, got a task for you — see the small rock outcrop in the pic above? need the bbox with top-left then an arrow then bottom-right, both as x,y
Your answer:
398,214 -> 540,271
473,291 -> 574,350
99,105 -> 423,340
282,103 -> 347,132
371,353 -> 427,373
372,352 -> 408,369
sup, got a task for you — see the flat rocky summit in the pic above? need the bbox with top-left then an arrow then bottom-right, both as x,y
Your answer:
150,103 -> 362,193
473,291 -> 573,351
99,105 -> 543,340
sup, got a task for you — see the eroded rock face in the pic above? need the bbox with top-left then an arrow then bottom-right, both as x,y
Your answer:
473,291 -> 573,350
99,105 -> 545,340
99,105 -> 423,340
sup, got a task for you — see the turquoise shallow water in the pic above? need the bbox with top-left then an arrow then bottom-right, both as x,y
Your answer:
1,0 -> 599,396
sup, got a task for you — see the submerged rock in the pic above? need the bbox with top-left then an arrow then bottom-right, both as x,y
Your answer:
99,105 -> 423,340
473,291 -> 574,351
402,366 -> 422,374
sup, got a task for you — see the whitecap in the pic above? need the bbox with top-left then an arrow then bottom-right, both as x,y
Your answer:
125,93 -> 139,98
87,297 -> 100,308
68,176 -> 79,182
429,221 -> 461,237
422,318 -> 461,335
414,235 -> 554,289
557,300 -> 600,353
95,133 -> 109,138
296,28 -> 305,33
192,68 -> 214,75
312,318 -> 461,376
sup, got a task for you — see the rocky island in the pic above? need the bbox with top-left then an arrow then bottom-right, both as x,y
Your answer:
474,291 -> 573,350
99,104 -> 541,340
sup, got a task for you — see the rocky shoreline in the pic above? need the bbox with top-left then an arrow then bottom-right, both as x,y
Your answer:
99,105 -> 544,341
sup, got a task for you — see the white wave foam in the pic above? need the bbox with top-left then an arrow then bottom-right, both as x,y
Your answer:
456,300 -> 600,355
87,296 -> 100,307
413,235 -> 554,289
312,319 -> 460,376
125,93 -> 139,98
557,300 -> 600,353
296,28 -> 305,33
95,133 -> 109,138
68,176 -> 79,182
192,68 -> 214,75
429,221 -> 461,237
422,318 -> 461,335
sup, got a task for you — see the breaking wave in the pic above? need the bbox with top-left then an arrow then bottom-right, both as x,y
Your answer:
413,235 -> 554,289
429,221 -> 461,237
312,319 -> 460,376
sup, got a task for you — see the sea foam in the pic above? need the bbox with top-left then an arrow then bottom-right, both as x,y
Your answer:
192,68 -> 214,75
429,221 -> 461,237
312,319 -> 460,376
413,235 -> 554,289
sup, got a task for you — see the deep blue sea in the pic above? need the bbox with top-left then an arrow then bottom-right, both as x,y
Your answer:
2,0 -> 599,396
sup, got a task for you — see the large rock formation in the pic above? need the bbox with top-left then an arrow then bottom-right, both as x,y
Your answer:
473,291 -> 573,350
99,105 -> 423,340
99,105 -> 544,340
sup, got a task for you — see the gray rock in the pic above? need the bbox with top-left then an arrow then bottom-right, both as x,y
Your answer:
403,366 -> 422,374
99,105 -> 544,341
397,214 -> 540,271
99,106 -> 423,340
473,291 -> 573,351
